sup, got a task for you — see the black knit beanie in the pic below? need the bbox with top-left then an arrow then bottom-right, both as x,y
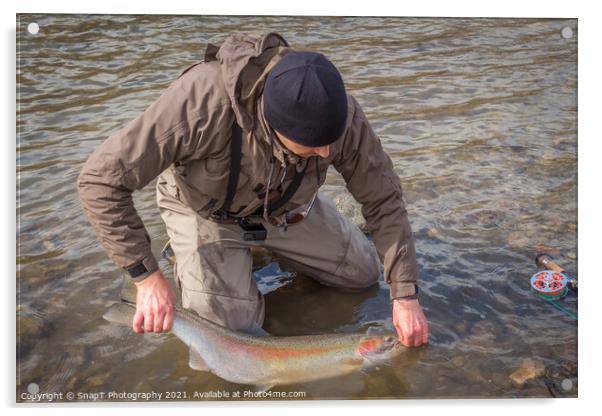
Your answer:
263,51 -> 348,147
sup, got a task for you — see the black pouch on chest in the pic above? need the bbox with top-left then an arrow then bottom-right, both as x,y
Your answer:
238,219 -> 267,241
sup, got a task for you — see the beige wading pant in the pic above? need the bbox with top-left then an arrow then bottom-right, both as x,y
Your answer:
156,174 -> 382,330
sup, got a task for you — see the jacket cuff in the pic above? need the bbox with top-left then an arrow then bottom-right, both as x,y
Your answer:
389,281 -> 417,300
127,256 -> 160,284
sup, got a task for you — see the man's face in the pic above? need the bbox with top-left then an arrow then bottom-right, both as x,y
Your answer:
273,129 -> 330,159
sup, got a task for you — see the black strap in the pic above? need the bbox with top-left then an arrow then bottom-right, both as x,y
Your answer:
218,123 -> 308,218
220,123 -> 242,214
267,162 -> 308,215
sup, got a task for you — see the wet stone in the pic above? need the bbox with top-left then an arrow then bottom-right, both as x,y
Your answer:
333,192 -> 367,231
469,319 -> 497,338
450,356 -> 466,368
17,308 -> 52,358
463,210 -> 504,229
86,371 -> 113,388
543,362 -> 578,397
427,227 -> 443,239
462,361 -> 487,384
533,244 -> 561,257
509,358 -> 545,386
507,231 -> 531,248
560,360 -> 577,376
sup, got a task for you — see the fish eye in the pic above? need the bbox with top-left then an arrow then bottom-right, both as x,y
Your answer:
384,336 -> 395,343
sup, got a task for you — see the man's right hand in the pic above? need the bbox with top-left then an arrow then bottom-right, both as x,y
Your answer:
133,270 -> 175,334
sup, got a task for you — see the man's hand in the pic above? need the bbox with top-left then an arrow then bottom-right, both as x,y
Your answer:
133,270 -> 176,334
392,298 -> 429,347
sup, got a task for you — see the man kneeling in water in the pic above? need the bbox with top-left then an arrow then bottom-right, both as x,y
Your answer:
78,32 -> 428,347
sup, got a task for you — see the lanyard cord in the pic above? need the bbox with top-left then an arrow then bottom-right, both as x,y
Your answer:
262,156 -> 276,223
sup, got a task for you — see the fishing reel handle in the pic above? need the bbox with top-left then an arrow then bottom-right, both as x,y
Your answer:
535,253 -> 577,293
535,253 -> 565,272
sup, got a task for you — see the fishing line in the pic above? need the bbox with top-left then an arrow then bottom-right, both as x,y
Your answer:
541,297 -> 578,321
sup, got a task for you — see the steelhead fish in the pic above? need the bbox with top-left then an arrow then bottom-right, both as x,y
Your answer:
103,301 -> 404,389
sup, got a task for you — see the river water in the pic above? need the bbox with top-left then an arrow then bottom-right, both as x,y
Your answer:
16,15 -> 577,401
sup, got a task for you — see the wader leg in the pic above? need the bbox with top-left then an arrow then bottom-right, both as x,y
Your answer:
156,173 -> 264,330
263,192 -> 382,290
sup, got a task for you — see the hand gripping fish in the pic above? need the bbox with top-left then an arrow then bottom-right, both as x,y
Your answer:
103,301 -> 404,390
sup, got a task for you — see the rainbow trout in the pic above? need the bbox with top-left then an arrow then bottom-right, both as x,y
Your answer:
103,301 -> 403,389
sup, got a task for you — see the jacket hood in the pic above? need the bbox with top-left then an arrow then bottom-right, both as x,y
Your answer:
206,32 -> 290,130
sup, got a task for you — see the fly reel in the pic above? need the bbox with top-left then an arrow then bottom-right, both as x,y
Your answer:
530,270 -> 570,300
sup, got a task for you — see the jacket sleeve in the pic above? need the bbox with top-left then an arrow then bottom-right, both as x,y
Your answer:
77,69 -> 231,281
333,96 -> 419,299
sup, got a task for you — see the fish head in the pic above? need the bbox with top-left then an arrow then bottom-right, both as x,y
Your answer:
356,332 -> 404,363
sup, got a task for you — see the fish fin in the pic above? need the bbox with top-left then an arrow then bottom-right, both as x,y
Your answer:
255,384 -> 275,392
103,302 -> 136,327
119,276 -> 138,303
366,326 -> 380,335
188,347 -> 211,372
366,326 -> 389,336
239,324 -> 270,337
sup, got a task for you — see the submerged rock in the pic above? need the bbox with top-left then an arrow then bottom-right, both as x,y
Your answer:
533,244 -> 561,257
17,305 -> 52,359
427,227 -> 443,239
507,231 -> 531,248
333,192 -> 367,232
509,358 -> 545,386
543,361 -> 578,397
462,210 -> 505,229
450,355 -> 466,368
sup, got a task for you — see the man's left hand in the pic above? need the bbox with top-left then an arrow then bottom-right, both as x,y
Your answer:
392,298 -> 429,347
